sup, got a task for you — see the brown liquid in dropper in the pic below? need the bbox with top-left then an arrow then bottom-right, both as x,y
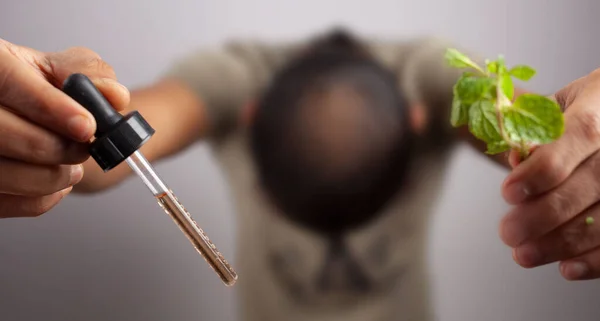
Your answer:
155,190 -> 237,286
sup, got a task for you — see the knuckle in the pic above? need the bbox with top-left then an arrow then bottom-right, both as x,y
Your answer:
589,158 -> 600,195
0,42 -> 12,59
589,68 -> 600,80
0,55 -> 17,99
83,56 -> 105,71
28,136 -> 63,163
23,165 -> 70,196
0,166 -> 41,197
64,46 -> 102,60
62,47 -> 115,77
18,181 -> 49,197
554,86 -> 578,112
577,109 -> 600,141
539,154 -> 570,186
30,145 -> 51,163
544,190 -> 572,221
558,225 -> 586,255
81,57 -> 114,77
98,60 -> 116,78
554,78 -> 583,110
554,91 -> 568,110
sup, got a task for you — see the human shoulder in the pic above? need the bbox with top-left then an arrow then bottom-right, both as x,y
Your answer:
361,35 -> 455,70
168,36 -> 306,75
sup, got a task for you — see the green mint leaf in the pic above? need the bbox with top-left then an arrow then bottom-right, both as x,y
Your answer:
486,141 -> 511,154
451,95 -> 469,127
468,100 -> 503,144
502,94 -> 564,146
486,59 -> 499,74
445,48 -> 483,72
501,73 -> 514,100
455,75 -> 495,104
509,65 -> 536,81
450,74 -> 496,127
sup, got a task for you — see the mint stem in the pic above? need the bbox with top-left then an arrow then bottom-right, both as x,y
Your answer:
494,75 -> 520,152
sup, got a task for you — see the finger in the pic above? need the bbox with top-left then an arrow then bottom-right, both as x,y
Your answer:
500,150 -> 600,247
44,47 -> 130,111
0,158 -> 83,196
0,49 -> 96,142
508,149 -> 521,168
511,202 -> 600,268
90,77 -> 130,112
559,246 -> 600,281
507,146 -> 538,169
0,105 -> 89,164
501,81 -> 600,204
0,187 -> 72,218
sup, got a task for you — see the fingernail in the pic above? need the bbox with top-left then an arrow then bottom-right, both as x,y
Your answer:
67,115 -> 93,141
563,261 -> 588,280
60,186 -> 74,197
114,80 -> 129,93
69,165 -> 84,185
101,77 -> 128,91
515,244 -> 542,267
504,181 -> 531,204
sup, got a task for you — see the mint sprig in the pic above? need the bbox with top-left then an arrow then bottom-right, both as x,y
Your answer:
445,49 -> 565,158
445,50 -> 594,225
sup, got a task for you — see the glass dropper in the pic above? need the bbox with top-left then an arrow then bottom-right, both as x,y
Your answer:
62,73 -> 237,286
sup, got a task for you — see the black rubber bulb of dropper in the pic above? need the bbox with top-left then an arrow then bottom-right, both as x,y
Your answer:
62,73 -> 155,172
62,73 -> 123,137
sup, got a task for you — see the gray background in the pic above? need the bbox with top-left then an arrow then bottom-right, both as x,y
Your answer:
1,0 -> 600,320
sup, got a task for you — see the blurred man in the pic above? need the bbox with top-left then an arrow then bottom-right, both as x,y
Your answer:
0,28 -> 522,321
71,28 -> 509,321
4,23 -> 600,321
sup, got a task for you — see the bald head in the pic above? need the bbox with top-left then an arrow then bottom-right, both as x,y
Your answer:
250,33 -> 414,235
293,69 -> 404,183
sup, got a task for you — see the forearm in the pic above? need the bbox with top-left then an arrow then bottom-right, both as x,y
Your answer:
74,78 -> 207,193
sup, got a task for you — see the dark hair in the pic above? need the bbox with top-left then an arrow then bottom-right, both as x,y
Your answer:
249,30 -> 414,236
301,28 -> 370,57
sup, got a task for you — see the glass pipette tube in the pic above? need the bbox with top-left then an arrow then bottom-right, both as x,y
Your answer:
126,150 -> 238,286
